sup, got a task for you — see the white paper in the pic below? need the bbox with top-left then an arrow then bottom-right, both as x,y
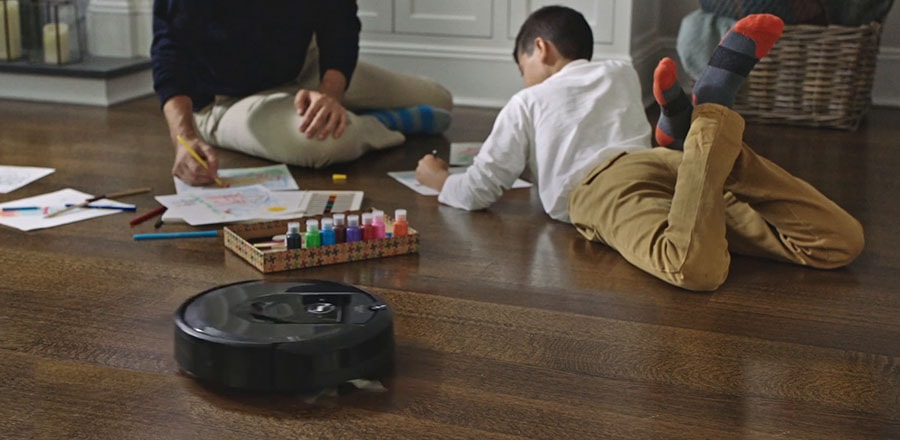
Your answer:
156,185 -> 297,226
0,188 -> 135,231
388,167 -> 532,196
0,165 -> 55,193
449,142 -> 482,166
173,164 -> 299,194
160,189 -> 364,224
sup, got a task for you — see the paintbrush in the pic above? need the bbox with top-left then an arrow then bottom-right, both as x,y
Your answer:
44,187 -> 152,218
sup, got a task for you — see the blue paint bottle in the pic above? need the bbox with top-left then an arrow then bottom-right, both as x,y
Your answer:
321,217 -> 336,246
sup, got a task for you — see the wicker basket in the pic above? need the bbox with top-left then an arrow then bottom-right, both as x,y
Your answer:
733,21 -> 883,130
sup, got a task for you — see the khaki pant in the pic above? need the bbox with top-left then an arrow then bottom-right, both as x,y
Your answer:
194,43 -> 453,168
568,104 -> 865,291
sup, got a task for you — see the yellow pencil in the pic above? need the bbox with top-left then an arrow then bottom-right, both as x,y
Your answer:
176,135 -> 224,187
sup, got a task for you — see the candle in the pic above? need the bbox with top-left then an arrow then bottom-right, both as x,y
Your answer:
43,22 -> 69,64
0,0 -> 22,61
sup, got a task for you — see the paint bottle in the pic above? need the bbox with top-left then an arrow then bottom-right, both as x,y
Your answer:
320,217 -> 336,246
305,219 -> 321,248
361,213 -> 375,241
332,213 -> 347,243
346,214 -> 362,243
285,222 -> 302,250
393,209 -> 408,237
372,210 -> 386,239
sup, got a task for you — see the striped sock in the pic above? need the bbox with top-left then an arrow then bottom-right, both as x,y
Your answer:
693,14 -> 784,107
362,105 -> 452,134
653,57 -> 692,150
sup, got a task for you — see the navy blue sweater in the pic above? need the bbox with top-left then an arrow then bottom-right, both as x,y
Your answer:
151,0 -> 361,111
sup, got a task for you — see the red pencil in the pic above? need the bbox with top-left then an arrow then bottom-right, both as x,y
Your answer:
129,205 -> 168,227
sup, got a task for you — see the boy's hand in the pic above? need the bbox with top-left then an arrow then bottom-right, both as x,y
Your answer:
416,154 -> 450,191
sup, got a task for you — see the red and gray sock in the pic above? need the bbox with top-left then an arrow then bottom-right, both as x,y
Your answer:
653,57 -> 691,150
692,14 -> 784,108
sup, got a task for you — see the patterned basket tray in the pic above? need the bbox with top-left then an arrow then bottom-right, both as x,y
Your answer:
224,213 -> 418,273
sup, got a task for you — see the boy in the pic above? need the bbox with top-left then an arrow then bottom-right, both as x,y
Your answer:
415,7 -> 864,291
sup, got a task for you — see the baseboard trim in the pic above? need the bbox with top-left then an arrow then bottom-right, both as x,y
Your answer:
359,44 -> 524,109
360,40 -> 635,109
361,41 -> 512,62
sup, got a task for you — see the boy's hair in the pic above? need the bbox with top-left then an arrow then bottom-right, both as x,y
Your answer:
513,5 -> 594,63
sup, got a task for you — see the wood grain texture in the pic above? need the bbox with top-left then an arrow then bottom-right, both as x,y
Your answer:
1,97 -> 899,439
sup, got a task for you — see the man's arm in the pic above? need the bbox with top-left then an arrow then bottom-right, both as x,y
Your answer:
313,0 -> 361,89
293,1 -> 361,140
163,95 -> 219,185
151,0 -> 193,110
151,1 -> 217,185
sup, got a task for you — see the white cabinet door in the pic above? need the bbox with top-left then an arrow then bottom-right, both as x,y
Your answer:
394,0 -> 493,37
508,0 -> 616,43
358,0 -> 393,33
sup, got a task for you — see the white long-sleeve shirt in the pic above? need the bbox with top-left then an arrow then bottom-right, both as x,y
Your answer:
439,59 -> 652,223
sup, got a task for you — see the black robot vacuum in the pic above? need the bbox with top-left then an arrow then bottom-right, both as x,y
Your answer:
174,280 -> 394,392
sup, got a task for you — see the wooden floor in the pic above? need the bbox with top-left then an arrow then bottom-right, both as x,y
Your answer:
1,96 -> 899,439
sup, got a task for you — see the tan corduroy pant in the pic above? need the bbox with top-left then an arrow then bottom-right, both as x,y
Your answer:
194,43 -> 453,169
569,104 -> 865,291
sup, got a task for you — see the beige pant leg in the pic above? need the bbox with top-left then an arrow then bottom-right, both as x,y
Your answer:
296,41 -> 453,111
194,87 -> 404,168
569,104 -> 745,291
343,61 -> 453,111
722,144 -> 864,268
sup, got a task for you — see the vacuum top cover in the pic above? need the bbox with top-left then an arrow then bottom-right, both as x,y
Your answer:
174,279 -> 394,391
179,279 -> 387,342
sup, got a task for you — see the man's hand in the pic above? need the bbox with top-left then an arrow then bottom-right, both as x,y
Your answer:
416,154 -> 450,191
172,136 -> 219,186
294,89 -> 348,140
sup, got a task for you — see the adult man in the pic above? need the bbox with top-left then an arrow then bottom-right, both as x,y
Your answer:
152,0 -> 452,185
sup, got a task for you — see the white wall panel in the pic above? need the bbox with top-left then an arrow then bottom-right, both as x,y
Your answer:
357,0 -> 393,33
394,0 -> 493,37
508,0 -> 616,43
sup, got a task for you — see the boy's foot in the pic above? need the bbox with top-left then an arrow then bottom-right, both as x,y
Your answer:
693,14 -> 784,107
361,105 -> 452,135
653,57 -> 692,150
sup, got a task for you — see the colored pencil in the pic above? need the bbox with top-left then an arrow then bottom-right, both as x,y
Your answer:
2,206 -> 40,211
66,204 -> 137,211
129,205 -> 168,227
133,230 -> 218,241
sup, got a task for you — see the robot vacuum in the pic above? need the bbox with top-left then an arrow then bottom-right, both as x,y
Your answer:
174,279 -> 394,392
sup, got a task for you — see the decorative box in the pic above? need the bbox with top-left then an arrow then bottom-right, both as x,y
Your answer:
224,213 -> 418,273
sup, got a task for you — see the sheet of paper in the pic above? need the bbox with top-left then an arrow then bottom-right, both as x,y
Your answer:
388,167 -> 532,196
156,185 -> 302,226
0,165 -> 55,193
449,142 -> 482,166
160,190 -> 364,224
173,164 -> 299,193
0,188 -> 135,231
